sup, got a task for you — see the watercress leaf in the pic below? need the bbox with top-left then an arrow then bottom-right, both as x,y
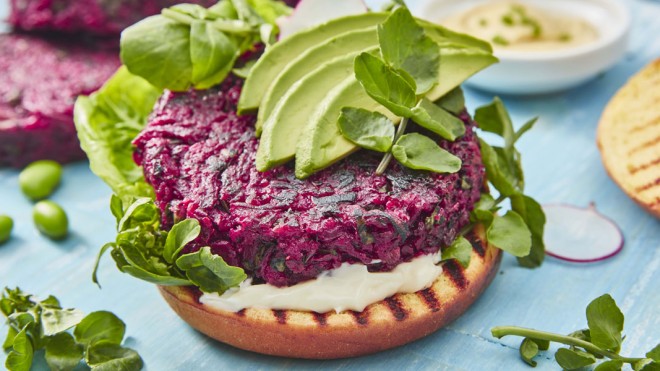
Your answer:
487,210 -> 532,257
40,295 -> 61,309
354,52 -> 417,117
74,311 -> 126,347
176,246 -> 247,294
568,329 -> 592,342
163,219 -> 202,264
378,7 -> 440,94
515,117 -> 539,143
40,308 -> 85,336
7,313 -> 35,333
555,348 -> 597,370
86,343 -> 143,371
530,338 -> 550,351
494,146 -> 524,192
519,338 -> 539,367
595,360 -> 624,371
640,362 -> 660,371
441,236 -> 472,268
411,98 -> 466,141
5,327 -> 33,371
337,107 -> 395,153
475,97 -> 515,149
44,332 -> 83,371
436,87 -> 465,115
3,326 -> 18,350
121,15 -> 193,91
190,20 -> 239,90
247,0 -> 292,24
392,133 -> 462,173
510,194 -> 546,268
93,243 -> 115,287
120,265 -> 191,286
478,139 -> 518,196
74,67 -> 160,205
647,344 -> 660,361
586,294 -> 624,353
208,1 -> 238,19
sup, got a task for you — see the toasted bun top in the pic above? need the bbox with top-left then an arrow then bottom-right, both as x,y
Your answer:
597,59 -> 660,218
159,225 -> 501,359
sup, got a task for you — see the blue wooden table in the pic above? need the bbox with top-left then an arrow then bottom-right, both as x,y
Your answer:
1,1 -> 659,370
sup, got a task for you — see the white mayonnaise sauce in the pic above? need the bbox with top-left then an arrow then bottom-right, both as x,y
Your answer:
200,253 -> 443,313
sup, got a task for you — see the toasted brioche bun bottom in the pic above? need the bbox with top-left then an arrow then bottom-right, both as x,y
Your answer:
159,225 -> 501,359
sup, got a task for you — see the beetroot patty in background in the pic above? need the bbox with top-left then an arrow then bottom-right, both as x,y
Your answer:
0,34 -> 120,167
134,76 -> 485,287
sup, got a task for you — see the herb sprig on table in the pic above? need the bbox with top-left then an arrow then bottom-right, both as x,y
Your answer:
492,294 -> 660,370
1,288 -> 143,371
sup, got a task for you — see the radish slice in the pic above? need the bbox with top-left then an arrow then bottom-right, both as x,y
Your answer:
543,204 -> 624,263
277,0 -> 368,39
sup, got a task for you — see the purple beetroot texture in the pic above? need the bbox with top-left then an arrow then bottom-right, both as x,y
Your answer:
0,34 -> 120,167
9,0 -> 218,35
134,77 -> 484,287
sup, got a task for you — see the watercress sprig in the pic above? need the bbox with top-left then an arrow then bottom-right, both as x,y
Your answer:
471,97 -> 545,267
340,6 -> 466,175
1,288 -> 143,371
121,0 -> 291,91
492,294 -> 660,370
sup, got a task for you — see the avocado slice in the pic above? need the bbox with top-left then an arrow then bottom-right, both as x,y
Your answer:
255,27 -> 378,136
295,47 -> 498,179
238,12 -> 388,114
256,52 -> 364,171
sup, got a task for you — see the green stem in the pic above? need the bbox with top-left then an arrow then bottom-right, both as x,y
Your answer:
162,9 -> 195,25
491,326 -> 644,364
376,117 -> 409,175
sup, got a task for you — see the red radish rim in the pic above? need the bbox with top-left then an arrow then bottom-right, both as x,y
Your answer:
543,203 -> 625,263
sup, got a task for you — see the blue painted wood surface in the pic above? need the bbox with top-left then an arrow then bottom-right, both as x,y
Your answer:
1,1 -> 659,370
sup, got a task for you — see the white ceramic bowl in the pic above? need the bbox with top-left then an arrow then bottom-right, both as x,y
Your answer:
413,0 -> 631,94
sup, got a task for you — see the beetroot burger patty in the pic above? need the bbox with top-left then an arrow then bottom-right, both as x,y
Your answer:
0,34 -> 120,167
134,77 -> 485,287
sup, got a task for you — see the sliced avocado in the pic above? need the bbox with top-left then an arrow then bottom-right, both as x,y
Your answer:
257,52 -> 369,171
238,12 -> 388,114
295,47 -> 498,179
255,27 -> 378,135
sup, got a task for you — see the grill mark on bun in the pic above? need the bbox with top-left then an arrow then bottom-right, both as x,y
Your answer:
272,310 -> 287,325
466,232 -> 486,258
443,260 -> 467,290
312,312 -> 328,326
417,288 -> 440,312
384,297 -> 408,321
628,135 -> 660,155
630,116 -> 659,133
635,177 -> 660,193
350,310 -> 369,326
629,157 -> 660,175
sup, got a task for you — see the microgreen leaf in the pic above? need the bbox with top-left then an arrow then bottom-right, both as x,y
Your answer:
391,133 -> 462,173
514,117 -> 539,143
86,343 -> 143,371
5,327 -> 33,371
40,308 -> 85,336
595,360 -> 625,371
520,338 -> 540,367
354,52 -> 417,117
486,211 -> 531,257
74,311 -> 126,347
478,139 -> 518,197
436,87 -> 465,115
555,348 -> 597,370
190,20 -> 239,90
470,193 -> 497,226
441,236 -> 472,268
411,98 -> 466,141
163,219 -> 202,264
510,194 -> 546,268
176,246 -> 248,294
586,294 -> 624,353
3,326 -> 18,350
337,107 -> 395,152
44,332 -> 84,371
378,7 -> 440,94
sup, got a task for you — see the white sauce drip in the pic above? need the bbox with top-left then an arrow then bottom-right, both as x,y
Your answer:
200,253 -> 443,313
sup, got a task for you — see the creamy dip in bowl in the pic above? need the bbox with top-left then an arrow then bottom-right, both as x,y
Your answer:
414,0 -> 630,94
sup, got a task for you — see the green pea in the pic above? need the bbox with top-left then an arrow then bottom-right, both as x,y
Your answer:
0,215 -> 13,244
33,201 -> 68,240
19,160 -> 63,201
